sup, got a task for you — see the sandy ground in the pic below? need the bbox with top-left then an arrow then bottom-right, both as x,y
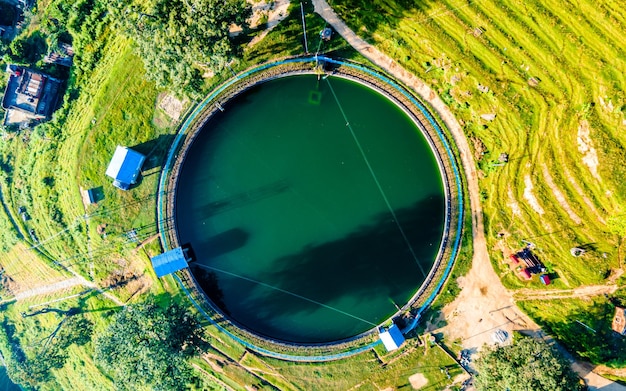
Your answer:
157,93 -> 187,121
408,373 -> 428,390
229,0 -> 291,46
577,120 -> 601,180
311,1 -> 626,389
523,175 -> 545,215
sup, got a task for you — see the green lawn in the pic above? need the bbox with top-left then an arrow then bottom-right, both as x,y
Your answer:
330,0 -> 626,369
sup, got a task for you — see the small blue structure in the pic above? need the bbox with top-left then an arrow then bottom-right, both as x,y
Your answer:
379,324 -> 405,352
150,247 -> 189,278
105,146 -> 146,190
320,27 -> 332,41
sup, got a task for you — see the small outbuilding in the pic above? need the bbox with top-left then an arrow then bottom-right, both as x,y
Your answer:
150,247 -> 190,278
379,324 -> 405,352
105,146 -> 146,190
612,306 -> 626,335
540,274 -> 551,285
520,268 -> 531,280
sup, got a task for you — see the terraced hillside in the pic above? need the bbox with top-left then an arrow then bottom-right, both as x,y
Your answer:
330,0 -> 626,367
332,0 -> 626,285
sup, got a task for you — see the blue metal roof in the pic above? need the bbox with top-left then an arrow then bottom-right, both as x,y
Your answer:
379,324 -> 405,351
105,146 -> 146,189
151,247 -> 188,278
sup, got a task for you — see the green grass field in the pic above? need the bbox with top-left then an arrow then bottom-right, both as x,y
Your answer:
331,0 -> 626,369
1,0 -> 625,388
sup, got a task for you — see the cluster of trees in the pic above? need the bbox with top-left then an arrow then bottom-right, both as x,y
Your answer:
94,301 -> 207,390
3,312 -> 93,389
474,336 -> 585,391
107,0 -> 251,97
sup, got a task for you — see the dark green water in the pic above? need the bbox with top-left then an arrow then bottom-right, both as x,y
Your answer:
176,75 -> 445,343
0,367 -> 20,391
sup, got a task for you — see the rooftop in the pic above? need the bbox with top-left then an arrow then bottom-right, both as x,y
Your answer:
105,146 -> 146,190
2,65 -> 62,127
379,324 -> 405,351
150,247 -> 189,278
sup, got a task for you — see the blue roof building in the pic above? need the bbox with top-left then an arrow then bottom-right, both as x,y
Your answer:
379,324 -> 405,352
105,146 -> 146,190
150,247 -> 189,278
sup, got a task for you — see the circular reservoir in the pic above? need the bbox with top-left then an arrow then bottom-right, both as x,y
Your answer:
175,75 -> 445,343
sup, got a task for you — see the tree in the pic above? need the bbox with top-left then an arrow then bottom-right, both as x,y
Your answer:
94,300 -> 207,391
474,336 -> 585,391
9,31 -> 48,64
108,0 -> 251,96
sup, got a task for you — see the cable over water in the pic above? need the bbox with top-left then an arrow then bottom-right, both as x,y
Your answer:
194,263 -> 378,327
325,78 -> 427,278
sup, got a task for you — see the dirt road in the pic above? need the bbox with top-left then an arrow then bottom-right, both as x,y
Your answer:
311,1 -> 626,389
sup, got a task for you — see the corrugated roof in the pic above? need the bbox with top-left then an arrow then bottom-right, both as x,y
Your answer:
151,247 -> 188,278
379,324 -> 405,351
105,146 -> 146,188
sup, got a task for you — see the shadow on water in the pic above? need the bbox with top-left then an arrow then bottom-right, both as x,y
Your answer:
191,266 -> 229,316
203,228 -> 249,259
262,194 -> 444,304
199,180 -> 291,218
192,195 -> 446,342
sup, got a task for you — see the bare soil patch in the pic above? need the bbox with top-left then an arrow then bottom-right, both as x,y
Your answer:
248,0 -> 291,46
157,93 -> 187,122
507,188 -> 522,217
577,120 -> 601,181
523,175 -> 545,215
408,373 -> 428,389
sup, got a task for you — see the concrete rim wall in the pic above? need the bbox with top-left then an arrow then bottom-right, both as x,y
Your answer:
156,56 -> 465,361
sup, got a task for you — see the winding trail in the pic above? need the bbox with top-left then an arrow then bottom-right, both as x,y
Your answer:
311,1 -> 626,389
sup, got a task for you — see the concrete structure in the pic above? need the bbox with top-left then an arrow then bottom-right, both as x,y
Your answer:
1,65 -> 62,127
150,247 -> 189,278
44,43 -> 74,67
612,306 -> 626,335
105,146 -> 146,190
379,324 -> 405,351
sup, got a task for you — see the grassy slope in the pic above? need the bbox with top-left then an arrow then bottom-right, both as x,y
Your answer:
0,2 -> 468,389
330,0 -> 626,368
333,0 -> 626,285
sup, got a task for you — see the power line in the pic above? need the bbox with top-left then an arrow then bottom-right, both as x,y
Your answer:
325,78 -> 427,278
194,263 -> 377,326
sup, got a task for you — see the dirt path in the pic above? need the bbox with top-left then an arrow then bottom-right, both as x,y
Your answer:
311,1 -> 626,389
3,273 -> 124,308
514,284 -> 620,301
11,277 -> 85,301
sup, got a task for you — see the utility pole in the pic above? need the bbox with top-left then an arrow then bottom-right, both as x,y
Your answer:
300,2 -> 309,54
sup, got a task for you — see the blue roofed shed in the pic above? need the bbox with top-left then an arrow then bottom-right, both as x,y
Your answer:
105,146 -> 146,190
150,247 -> 189,278
379,324 -> 405,351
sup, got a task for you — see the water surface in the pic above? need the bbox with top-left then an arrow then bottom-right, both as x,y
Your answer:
176,75 -> 445,343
